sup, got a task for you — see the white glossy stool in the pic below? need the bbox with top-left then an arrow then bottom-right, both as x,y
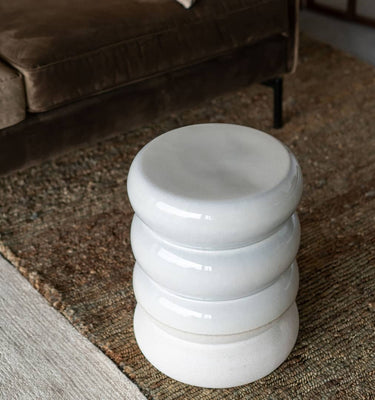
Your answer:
127,124 -> 303,388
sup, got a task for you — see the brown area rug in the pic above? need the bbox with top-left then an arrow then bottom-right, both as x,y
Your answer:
1,35 -> 374,399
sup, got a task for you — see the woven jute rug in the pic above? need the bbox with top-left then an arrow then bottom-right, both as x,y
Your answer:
0,35 -> 374,399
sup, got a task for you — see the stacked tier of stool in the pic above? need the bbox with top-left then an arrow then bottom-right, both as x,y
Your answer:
127,124 -> 303,388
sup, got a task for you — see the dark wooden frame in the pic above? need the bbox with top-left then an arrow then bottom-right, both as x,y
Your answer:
306,0 -> 375,28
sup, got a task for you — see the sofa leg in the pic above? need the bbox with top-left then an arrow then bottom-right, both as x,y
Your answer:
262,77 -> 283,129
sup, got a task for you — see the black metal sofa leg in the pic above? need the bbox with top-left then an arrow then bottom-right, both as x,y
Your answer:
262,77 -> 283,129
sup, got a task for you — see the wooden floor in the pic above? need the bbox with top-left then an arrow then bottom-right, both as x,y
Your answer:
0,256 -> 145,400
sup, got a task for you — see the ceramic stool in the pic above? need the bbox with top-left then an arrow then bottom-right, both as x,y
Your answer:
127,124 -> 303,388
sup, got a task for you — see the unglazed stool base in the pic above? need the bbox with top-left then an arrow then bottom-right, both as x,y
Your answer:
134,303 -> 299,389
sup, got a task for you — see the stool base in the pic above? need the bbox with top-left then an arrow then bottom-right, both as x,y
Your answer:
134,303 -> 299,388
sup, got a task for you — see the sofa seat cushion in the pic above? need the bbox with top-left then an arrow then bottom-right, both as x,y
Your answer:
0,0 -> 294,113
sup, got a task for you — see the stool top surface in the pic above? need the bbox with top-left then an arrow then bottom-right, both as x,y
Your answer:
139,124 -> 291,202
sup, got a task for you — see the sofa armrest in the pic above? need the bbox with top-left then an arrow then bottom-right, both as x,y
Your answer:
288,0 -> 300,73
0,60 -> 26,129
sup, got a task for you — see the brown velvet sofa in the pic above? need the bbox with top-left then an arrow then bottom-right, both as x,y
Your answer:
0,0 -> 299,176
